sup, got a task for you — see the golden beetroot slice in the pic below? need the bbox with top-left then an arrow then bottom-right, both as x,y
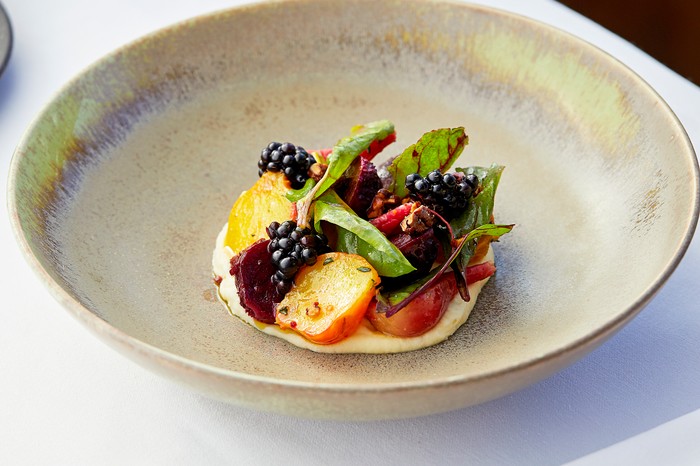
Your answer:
224,172 -> 295,254
275,253 -> 380,344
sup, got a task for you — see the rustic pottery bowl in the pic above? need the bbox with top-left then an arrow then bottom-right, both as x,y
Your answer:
8,0 -> 698,420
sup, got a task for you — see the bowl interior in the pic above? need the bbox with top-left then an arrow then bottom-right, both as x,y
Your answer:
10,2 -> 697,392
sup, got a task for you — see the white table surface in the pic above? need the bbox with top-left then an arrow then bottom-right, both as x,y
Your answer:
1,1 -> 699,464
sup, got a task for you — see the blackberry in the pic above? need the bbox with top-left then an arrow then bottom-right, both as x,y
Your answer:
258,142 -> 314,189
405,170 -> 479,218
266,220 -> 329,295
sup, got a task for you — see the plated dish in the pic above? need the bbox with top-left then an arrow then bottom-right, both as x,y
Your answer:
212,121 -> 512,353
8,0 -> 698,419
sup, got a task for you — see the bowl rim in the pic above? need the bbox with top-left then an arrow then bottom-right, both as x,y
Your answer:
7,0 -> 700,394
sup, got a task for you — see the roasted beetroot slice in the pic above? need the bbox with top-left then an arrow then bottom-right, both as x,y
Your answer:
369,202 -> 414,236
466,261 -> 496,284
380,228 -> 439,290
360,131 -> 396,161
391,229 -> 439,276
229,239 -> 282,324
342,157 -> 381,217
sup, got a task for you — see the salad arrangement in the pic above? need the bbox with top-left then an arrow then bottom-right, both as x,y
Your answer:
213,120 -> 512,350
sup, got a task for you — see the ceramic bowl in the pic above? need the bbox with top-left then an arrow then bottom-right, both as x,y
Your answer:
8,0 -> 698,419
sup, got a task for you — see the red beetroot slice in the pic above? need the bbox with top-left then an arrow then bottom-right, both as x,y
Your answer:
342,157 -> 381,217
229,239 -> 283,324
390,229 -> 439,276
379,228 -> 440,289
370,202 -> 414,236
466,261 -> 496,284
360,131 -> 397,161
367,272 -> 457,337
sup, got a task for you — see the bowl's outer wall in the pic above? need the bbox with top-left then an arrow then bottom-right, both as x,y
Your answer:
9,0 -> 698,419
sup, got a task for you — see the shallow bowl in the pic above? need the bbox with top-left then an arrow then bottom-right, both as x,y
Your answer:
8,0 -> 698,419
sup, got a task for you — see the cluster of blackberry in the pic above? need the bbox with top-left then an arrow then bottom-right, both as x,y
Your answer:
266,220 -> 329,294
258,142 -> 314,189
405,170 -> 479,218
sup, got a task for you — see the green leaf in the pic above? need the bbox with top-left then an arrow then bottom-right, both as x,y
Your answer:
465,223 -> 513,241
313,191 -> 415,277
286,177 -> 316,202
450,164 -> 504,237
384,127 -> 468,198
295,120 -> 395,227
314,120 -> 395,200
448,164 -> 507,298
453,221 -> 514,301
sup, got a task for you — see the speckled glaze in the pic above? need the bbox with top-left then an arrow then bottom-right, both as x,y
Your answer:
8,0 -> 698,420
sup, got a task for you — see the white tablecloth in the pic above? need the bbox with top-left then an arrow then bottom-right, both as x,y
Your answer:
1,1 -> 699,464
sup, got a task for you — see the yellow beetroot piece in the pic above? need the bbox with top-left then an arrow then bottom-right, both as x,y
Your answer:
276,252 -> 380,344
224,172 -> 295,254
